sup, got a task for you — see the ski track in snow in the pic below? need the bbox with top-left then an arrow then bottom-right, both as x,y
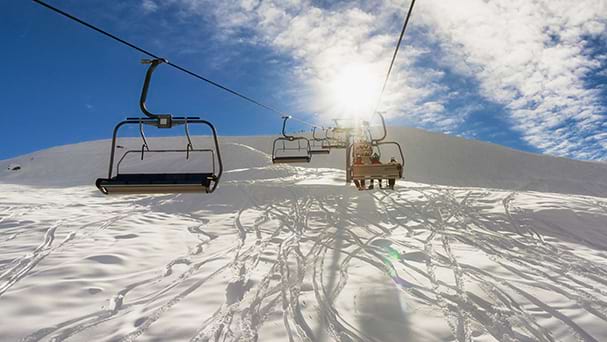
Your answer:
1,166 -> 607,341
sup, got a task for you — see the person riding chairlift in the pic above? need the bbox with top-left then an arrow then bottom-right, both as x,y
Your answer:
387,157 -> 400,190
368,153 -> 382,190
352,141 -> 372,190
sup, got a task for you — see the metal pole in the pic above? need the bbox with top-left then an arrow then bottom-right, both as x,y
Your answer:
345,131 -> 352,184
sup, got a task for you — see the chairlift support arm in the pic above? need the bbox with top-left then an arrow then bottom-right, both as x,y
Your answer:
281,116 -> 296,140
370,113 -> 387,144
140,58 -> 173,128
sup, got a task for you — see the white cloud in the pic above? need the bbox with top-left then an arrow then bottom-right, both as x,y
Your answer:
416,0 -> 607,159
141,0 -> 159,14
162,0 -> 607,159
169,0 -> 458,130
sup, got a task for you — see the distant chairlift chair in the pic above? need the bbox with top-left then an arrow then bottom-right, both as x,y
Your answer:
347,114 -> 404,189
96,58 -> 223,194
272,116 -> 312,163
322,126 -> 349,149
310,127 -> 330,155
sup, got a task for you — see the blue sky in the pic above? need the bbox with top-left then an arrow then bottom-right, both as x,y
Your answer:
1,0 -> 606,160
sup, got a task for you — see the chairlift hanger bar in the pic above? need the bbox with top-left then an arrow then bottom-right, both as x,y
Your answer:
32,0 -> 317,128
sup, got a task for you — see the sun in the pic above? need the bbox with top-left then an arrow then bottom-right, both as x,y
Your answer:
325,63 -> 383,121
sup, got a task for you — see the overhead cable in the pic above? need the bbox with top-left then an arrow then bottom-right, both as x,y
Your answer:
373,0 -> 417,115
32,0 -> 317,127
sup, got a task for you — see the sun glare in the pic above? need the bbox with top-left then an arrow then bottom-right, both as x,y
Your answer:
325,63 -> 383,120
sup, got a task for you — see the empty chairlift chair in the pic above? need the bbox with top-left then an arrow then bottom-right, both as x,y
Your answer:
272,116 -> 312,164
310,127 -> 330,155
95,59 -> 223,194
322,127 -> 349,149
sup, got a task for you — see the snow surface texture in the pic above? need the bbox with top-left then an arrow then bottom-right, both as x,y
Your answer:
1,127 -> 607,341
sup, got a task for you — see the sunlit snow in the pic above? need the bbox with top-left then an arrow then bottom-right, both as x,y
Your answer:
1,128 -> 607,341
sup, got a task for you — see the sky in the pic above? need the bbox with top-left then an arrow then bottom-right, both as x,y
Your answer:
1,0 -> 606,161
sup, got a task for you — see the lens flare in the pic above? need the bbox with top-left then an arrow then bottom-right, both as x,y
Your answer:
325,63 -> 383,120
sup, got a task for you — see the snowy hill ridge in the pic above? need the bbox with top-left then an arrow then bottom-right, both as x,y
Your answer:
2,126 -> 606,197
2,127 -> 607,342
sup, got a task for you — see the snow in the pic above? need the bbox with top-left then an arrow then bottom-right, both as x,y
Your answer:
1,127 -> 607,341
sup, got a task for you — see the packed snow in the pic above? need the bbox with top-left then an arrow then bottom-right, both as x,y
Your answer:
1,127 -> 607,341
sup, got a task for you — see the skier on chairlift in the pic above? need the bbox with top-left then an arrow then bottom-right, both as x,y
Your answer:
368,152 -> 382,190
352,140 -> 372,190
387,157 -> 400,190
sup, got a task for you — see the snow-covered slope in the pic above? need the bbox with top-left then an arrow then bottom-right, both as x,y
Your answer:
1,128 -> 607,342
2,127 -> 607,196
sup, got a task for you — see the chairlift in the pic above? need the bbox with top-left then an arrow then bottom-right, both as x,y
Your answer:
95,59 -> 223,194
322,127 -> 349,149
310,127 -> 330,155
347,114 -> 404,189
271,116 -> 312,163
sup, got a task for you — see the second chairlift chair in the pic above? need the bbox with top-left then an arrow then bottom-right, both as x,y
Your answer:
323,126 -> 349,149
271,116 -> 313,163
95,59 -> 223,194
310,127 -> 330,155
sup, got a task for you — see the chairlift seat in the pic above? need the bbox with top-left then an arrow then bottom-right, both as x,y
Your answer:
310,149 -> 330,155
272,156 -> 311,164
322,140 -> 348,149
351,164 -> 402,180
96,172 -> 217,194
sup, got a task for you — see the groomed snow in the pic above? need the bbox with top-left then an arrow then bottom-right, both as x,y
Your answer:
1,128 -> 607,341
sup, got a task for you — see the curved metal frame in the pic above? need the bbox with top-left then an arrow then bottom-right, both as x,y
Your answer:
370,113 -> 387,144
271,116 -> 312,163
100,117 -> 223,193
139,58 -> 173,128
371,141 -> 405,169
